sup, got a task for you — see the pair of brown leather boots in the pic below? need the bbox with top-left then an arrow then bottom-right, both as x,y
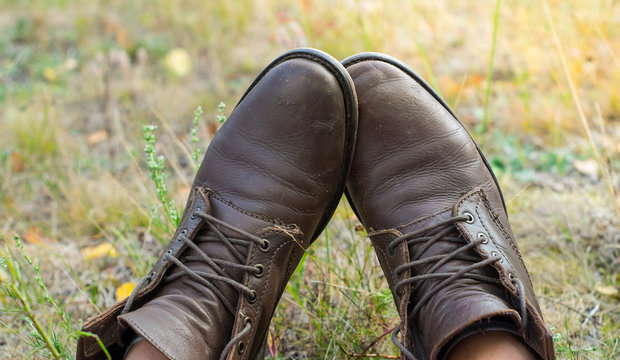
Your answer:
77,48 -> 555,360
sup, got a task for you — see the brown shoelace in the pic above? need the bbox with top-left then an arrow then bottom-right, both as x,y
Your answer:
386,215 -> 528,360
122,210 -> 269,360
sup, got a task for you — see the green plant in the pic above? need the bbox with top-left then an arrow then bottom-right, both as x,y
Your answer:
142,124 -> 180,233
191,105 -> 203,171
216,101 -> 227,124
478,0 -> 502,139
0,236 -> 110,360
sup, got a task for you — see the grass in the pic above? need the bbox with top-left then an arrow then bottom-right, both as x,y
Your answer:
0,0 -> 619,359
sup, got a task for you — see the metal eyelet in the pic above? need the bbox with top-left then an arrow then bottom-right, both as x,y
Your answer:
477,233 -> 488,244
180,229 -> 187,236
237,341 -> 245,354
260,239 -> 270,252
247,290 -> 257,304
508,272 -> 514,280
254,264 -> 264,278
244,316 -> 252,326
464,212 -> 475,224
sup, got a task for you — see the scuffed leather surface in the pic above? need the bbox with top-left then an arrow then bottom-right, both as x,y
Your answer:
195,58 -> 348,238
76,49 -> 358,360
344,55 -> 554,360
119,192 -> 305,360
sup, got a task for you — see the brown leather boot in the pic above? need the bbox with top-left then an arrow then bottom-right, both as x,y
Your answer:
342,53 -> 554,360
76,48 -> 358,360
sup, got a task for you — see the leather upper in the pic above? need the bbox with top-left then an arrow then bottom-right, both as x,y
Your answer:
343,54 -> 554,360
76,48 -> 358,360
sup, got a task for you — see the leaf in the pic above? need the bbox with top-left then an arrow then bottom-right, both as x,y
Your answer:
82,243 -> 119,260
574,159 -> 599,178
595,285 -> 618,297
43,67 -> 57,82
164,48 -> 192,77
115,282 -> 136,302
23,225 -> 54,244
11,151 -> 25,173
86,130 -> 109,145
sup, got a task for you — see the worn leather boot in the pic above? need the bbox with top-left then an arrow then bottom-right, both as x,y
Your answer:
76,48 -> 358,360
342,53 -> 554,360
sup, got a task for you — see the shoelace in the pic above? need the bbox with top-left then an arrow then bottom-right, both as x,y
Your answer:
386,215 -> 528,360
122,209 -> 269,360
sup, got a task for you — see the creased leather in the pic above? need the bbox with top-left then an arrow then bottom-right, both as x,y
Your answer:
76,48 -> 358,360
343,53 -> 554,360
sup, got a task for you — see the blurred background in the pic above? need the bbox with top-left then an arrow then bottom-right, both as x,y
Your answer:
0,0 -> 618,359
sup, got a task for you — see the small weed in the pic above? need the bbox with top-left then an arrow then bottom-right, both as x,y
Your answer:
216,101 -> 227,124
488,131 -> 575,181
0,236 -> 110,360
142,124 -> 180,233
191,106 -> 203,171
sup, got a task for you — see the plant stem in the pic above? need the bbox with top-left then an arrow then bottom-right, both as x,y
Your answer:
7,276 -> 61,359
480,0 -> 501,138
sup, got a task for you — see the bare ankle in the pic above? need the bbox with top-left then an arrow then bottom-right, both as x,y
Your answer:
446,331 -> 538,360
125,338 -> 169,360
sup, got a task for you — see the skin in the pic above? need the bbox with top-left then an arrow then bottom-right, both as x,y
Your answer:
127,331 -> 538,360
447,331 -> 538,360
125,339 -> 169,360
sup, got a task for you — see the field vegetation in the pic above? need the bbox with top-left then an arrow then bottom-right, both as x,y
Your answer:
1,0 -> 619,358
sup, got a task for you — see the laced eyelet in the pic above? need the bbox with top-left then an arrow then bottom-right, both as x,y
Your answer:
464,212 -> 475,224
244,316 -> 252,326
180,229 -> 187,236
490,251 -> 503,262
387,246 -> 394,256
247,290 -> 257,304
260,239 -> 270,252
237,341 -> 245,354
477,233 -> 488,244
508,272 -> 514,280
254,264 -> 264,278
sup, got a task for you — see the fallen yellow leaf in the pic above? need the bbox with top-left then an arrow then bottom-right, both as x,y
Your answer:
82,243 -> 119,260
24,225 -> 55,244
86,130 -> 109,145
43,67 -> 57,82
164,48 -> 192,77
595,285 -> 618,297
11,151 -> 25,173
115,282 -> 136,301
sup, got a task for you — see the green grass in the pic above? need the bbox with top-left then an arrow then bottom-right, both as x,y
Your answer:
1,0 -> 619,359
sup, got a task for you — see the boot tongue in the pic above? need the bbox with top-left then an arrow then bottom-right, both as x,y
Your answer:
177,191 -> 279,307
395,208 -> 512,359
